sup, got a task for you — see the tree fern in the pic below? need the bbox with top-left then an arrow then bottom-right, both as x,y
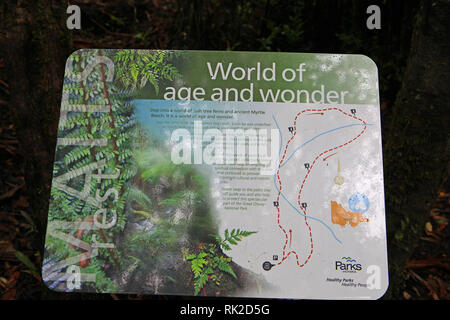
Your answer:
45,49 -> 137,292
127,186 -> 152,210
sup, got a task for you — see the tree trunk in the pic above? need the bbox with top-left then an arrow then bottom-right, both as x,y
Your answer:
383,0 -> 450,299
1,1 -> 72,240
0,0 -> 72,297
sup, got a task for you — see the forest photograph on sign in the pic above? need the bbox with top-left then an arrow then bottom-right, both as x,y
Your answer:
42,49 -> 388,299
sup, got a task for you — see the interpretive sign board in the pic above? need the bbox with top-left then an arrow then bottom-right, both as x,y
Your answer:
43,50 -> 388,299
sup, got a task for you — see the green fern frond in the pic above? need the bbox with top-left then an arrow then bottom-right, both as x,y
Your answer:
219,228 -> 257,250
127,186 -> 152,210
194,273 -> 208,295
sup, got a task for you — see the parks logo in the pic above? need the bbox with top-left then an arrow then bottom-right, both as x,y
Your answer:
335,257 -> 362,273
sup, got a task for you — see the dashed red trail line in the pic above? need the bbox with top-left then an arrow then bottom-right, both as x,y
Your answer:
323,152 -> 338,162
275,107 -> 367,268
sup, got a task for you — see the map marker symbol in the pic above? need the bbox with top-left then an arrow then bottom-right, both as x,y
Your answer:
262,261 -> 274,271
334,159 -> 344,186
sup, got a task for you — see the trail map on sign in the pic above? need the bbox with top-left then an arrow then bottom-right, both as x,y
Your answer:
43,50 -> 388,299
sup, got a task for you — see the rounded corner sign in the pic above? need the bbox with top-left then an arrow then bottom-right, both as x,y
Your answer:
44,50 -> 388,299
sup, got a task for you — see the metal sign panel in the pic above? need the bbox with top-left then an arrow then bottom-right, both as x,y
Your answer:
43,50 -> 388,299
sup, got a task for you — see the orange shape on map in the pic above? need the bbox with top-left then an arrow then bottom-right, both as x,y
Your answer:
331,201 -> 369,227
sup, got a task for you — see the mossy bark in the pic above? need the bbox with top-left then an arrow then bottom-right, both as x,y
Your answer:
383,0 -> 450,299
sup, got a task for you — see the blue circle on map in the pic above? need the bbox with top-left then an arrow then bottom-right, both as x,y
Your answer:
348,193 -> 370,213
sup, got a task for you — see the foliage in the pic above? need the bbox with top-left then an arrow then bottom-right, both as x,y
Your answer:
169,0 -> 419,114
128,134 -> 209,221
45,49 -> 136,292
127,186 -> 153,219
216,228 -> 257,251
158,190 -> 195,208
183,228 -> 257,295
183,244 -> 236,296
124,220 -> 182,261
114,50 -> 181,92
117,122 -> 217,293
43,47 -> 192,293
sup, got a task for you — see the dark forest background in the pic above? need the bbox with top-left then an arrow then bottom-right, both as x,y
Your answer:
0,0 -> 448,301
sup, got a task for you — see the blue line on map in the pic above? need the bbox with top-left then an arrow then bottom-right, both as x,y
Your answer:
271,117 -> 372,245
280,123 -> 372,168
273,173 -> 342,244
272,115 -> 283,157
